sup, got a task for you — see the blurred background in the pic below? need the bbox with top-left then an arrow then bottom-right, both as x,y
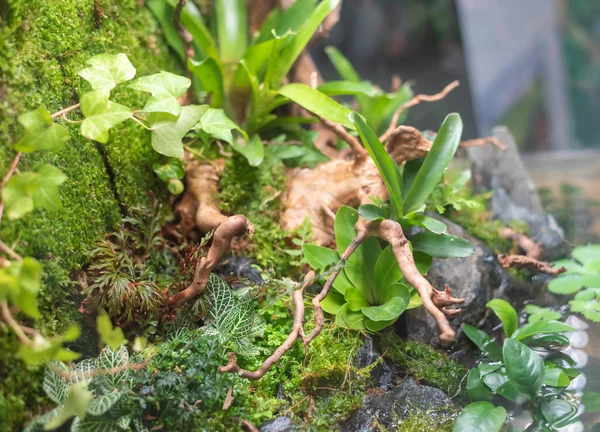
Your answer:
312,0 -> 600,245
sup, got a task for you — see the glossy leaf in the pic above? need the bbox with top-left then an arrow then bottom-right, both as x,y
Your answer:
572,245 -> 600,266
321,291 -> 345,315
373,245 -> 402,293
453,402 -> 506,432
14,105 -> 70,153
350,111 -> 403,218
543,367 -> 571,387
317,80 -> 381,97
129,71 -> 191,116
503,338 -> 544,399
358,204 -> 388,221
403,113 -> 463,213
180,3 -> 219,60
466,368 -> 495,402
189,58 -> 224,108
279,84 -> 353,128
215,0 -> 248,63
344,287 -> 370,311
324,46 -> 361,82
410,232 -> 474,258
361,295 -> 407,322
336,304 -> 365,330
403,214 -> 447,235
541,399 -> 579,428
231,134 -> 264,166
511,320 -> 575,341
548,274 -> 585,295
78,53 -> 136,91
80,91 -> 132,143
462,324 -> 502,361
365,317 -> 396,332
146,0 -> 185,60
265,0 -> 340,89
150,105 -> 208,157
302,243 -> 353,294
486,299 -> 519,337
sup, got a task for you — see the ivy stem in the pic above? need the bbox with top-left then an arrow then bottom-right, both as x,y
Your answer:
0,301 -> 34,347
50,103 -> 80,119
61,113 -> 82,124
130,115 -> 153,131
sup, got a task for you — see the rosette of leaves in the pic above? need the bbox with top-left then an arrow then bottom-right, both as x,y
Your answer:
303,205 -> 429,331
456,299 -> 579,432
25,346 -> 146,432
548,244 -> 600,321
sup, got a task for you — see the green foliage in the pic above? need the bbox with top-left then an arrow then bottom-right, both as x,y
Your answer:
78,53 -> 137,92
304,205 -> 428,331
153,159 -> 185,195
453,401 -> 506,432
14,106 -> 70,153
96,311 -> 127,349
149,104 -> 208,157
381,331 -> 467,395
325,46 -> 414,134
549,244 -> 600,321
129,71 -> 191,116
460,299 -> 580,431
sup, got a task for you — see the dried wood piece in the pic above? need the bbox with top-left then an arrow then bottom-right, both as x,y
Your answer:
499,227 -> 543,259
497,254 -> 567,276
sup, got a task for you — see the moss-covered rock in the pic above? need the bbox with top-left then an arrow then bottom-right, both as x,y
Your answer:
381,331 -> 467,396
0,1 -> 180,429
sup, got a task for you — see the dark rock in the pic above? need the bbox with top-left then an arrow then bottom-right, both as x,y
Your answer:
469,126 -> 569,260
354,336 -> 397,390
340,377 -> 455,432
260,417 -> 294,432
404,216 -> 516,346
214,255 -> 263,289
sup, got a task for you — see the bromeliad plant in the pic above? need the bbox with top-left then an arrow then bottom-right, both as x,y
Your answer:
455,299 -> 579,432
548,244 -> 600,322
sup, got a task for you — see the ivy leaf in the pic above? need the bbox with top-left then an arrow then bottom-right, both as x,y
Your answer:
149,105 -> 208,157
80,91 -> 132,143
14,105 -> 70,153
195,107 -> 248,145
129,71 -> 191,116
96,310 -> 126,350
19,330 -> 81,366
78,53 -> 136,91
32,164 -> 68,211
44,382 -> 93,430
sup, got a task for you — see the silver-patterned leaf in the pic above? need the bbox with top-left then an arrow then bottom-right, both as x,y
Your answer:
97,346 -> 129,387
70,416 -> 120,432
44,362 -> 69,403
116,414 -> 131,430
86,391 -> 123,416
70,358 -> 99,386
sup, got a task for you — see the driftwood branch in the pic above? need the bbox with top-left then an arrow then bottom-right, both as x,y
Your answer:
219,271 -> 315,380
497,254 -> 567,276
317,116 -> 367,163
499,227 -> 543,259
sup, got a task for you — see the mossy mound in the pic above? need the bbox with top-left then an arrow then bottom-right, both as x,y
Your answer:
0,1 -> 180,429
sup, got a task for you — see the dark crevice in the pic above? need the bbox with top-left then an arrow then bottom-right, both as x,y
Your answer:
93,142 -> 127,218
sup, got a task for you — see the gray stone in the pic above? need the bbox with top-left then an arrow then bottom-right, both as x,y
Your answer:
260,417 -> 294,432
354,336 -> 397,390
340,377 -> 455,432
469,126 -> 569,260
404,216 -> 513,346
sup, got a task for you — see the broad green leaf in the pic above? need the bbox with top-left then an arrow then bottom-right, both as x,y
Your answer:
180,3 -> 219,60
264,0 -> 340,89
80,91 -> 132,143
189,58 -> 224,108
503,338 -> 544,399
414,251 -> 432,275
584,271 -> 600,287
486,299 -> 518,337
344,287 -> 369,311
541,399 -> 579,428
548,274 -> 584,295
361,296 -> 406,322
129,71 -> 190,116
462,324 -> 502,361
410,232 -> 474,258
324,46 -> 361,81
272,0 -> 318,39
543,367 -> 570,387
153,159 -> 185,182
365,317 -> 396,332
572,245 -> 600,266
574,287 -> 600,301
524,304 -> 562,322
19,332 -> 80,366
403,113 -> 463,213
568,299 -> 600,321
146,0 -> 185,60
482,372 -> 510,393
215,0 -> 247,63
402,214 -> 447,235
196,107 -> 248,145
358,204 -> 387,221
317,81 -> 381,97
43,362 -> 69,404
14,105 -> 70,153
231,134 -> 264,166
466,367 -> 495,402
150,105 -> 208,157
278,84 -> 353,128
96,311 -> 126,350
522,332 -> 570,350
511,320 -> 575,340
350,111 -> 403,218
97,345 -> 130,387
321,291 -> 345,315
32,164 -> 68,211
78,53 -> 136,91
336,303 -> 365,330
373,245 -> 402,293
453,402 -> 506,432
44,382 -> 92,430
302,244 -> 353,294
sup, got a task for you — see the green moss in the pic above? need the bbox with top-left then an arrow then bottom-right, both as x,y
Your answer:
237,297 -> 371,428
0,1 -> 181,429
218,153 -> 294,275
395,408 -> 457,432
381,331 -> 467,396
